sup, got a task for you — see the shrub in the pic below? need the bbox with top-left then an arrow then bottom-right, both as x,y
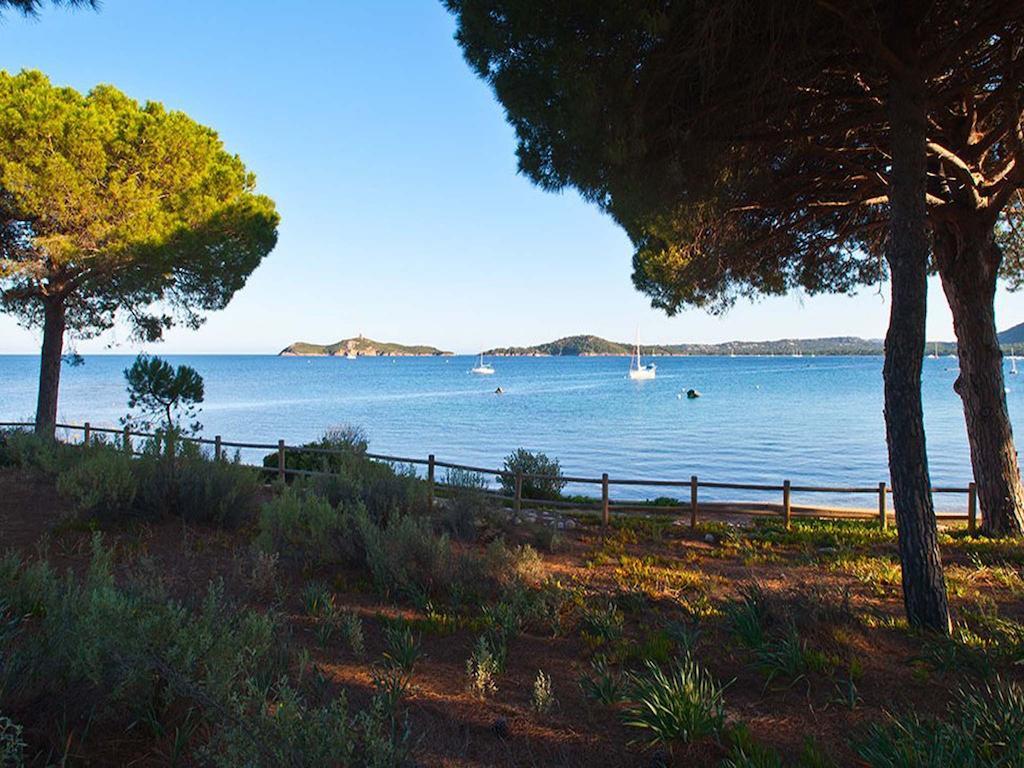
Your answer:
579,656 -> 624,705
382,622 -> 421,676
621,657 -> 727,749
481,539 -> 544,589
439,484 -> 493,542
302,581 -> 335,617
56,447 -> 138,517
580,602 -> 625,645
340,612 -> 365,657
130,451 -> 260,527
0,536 -> 411,766
444,467 -> 489,491
350,510 -> 455,603
257,489 -> 344,565
0,715 -> 25,768
0,537 -> 286,752
466,636 -> 500,698
0,429 -> 77,475
169,455 -> 260,527
855,678 -> 1024,768
263,427 -> 425,524
532,670 -> 556,715
498,448 -> 566,501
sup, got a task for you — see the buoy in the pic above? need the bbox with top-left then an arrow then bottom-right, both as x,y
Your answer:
687,389 -> 701,399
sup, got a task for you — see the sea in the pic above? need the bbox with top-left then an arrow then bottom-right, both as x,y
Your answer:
1,353 -> 1019,511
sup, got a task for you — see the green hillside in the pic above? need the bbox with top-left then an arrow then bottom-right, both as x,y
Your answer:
998,322 -> 1024,346
485,335 -> 963,356
485,335 -> 631,356
279,336 -> 451,357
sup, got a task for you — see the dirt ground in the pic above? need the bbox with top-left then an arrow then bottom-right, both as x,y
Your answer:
2,465 -> 1022,767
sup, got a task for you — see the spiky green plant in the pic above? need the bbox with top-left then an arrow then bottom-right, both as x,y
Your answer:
621,657 -> 727,749
578,655 -> 624,705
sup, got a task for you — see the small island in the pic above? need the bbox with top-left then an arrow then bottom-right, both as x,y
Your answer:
279,336 -> 452,357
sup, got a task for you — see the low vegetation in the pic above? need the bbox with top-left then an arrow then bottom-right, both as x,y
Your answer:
1,426 -> 1023,766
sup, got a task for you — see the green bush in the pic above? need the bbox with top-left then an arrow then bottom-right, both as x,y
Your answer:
273,428 -> 427,524
169,455 -> 260,527
0,715 -> 25,768
0,429 -> 77,475
498,448 -> 566,501
56,446 -> 138,517
620,657 -> 727,749
439,469 -> 514,542
132,452 -> 260,527
579,656 -> 624,705
257,489 -> 344,565
855,679 -> 1024,768
0,536 -> 411,766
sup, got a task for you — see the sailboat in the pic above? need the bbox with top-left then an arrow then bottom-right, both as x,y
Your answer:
929,342 -> 939,359
1011,346 -> 1019,376
471,353 -> 495,375
628,330 -> 656,380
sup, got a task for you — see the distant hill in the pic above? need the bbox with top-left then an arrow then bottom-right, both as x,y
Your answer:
280,336 -> 452,357
998,322 -> 1024,346
485,335 -> 631,356
484,335 -> 963,357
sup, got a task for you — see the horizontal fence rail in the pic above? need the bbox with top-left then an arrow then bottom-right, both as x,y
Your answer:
0,420 -> 980,531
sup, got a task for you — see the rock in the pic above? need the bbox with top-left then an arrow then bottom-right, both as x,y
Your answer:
703,533 -> 717,545
818,546 -> 838,555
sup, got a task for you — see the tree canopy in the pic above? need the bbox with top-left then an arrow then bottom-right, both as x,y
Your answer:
124,355 -> 204,436
0,69 -> 279,435
446,0 -> 969,630
0,0 -> 95,17
449,1 -> 1021,305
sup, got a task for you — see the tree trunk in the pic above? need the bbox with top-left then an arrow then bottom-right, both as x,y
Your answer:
935,225 -> 1024,536
884,56 -> 951,633
34,297 -> 66,439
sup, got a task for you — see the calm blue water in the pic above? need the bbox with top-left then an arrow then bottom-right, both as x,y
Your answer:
1,354 -> 1019,510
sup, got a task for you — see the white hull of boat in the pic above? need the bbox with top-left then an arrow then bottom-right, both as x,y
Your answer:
628,366 -> 656,380
471,353 -> 495,375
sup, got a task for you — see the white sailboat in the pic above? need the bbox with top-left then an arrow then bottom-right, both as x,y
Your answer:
471,353 -> 495,375
929,342 -> 939,359
628,330 -> 656,380
1011,346 -> 1019,376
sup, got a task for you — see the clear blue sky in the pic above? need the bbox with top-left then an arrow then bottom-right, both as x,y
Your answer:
0,0 -> 1020,354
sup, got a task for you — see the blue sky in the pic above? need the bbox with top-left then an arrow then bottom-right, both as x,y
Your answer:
0,0 -> 1021,355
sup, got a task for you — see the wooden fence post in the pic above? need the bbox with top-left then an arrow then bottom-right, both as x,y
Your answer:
214,435 -> 222,462
783,479 -> 792,529
878,482 -> 887,530
514,472 -> 523,517
277,439 -> 286,483
601,473 -> 610,527
427,454 -> 436,510
968,481 -> 978,534
83,422 -> 91,446
690,475 -> 699,529
122,425 -> 131,455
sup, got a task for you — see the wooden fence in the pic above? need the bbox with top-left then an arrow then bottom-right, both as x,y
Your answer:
0,420 -> 979,532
